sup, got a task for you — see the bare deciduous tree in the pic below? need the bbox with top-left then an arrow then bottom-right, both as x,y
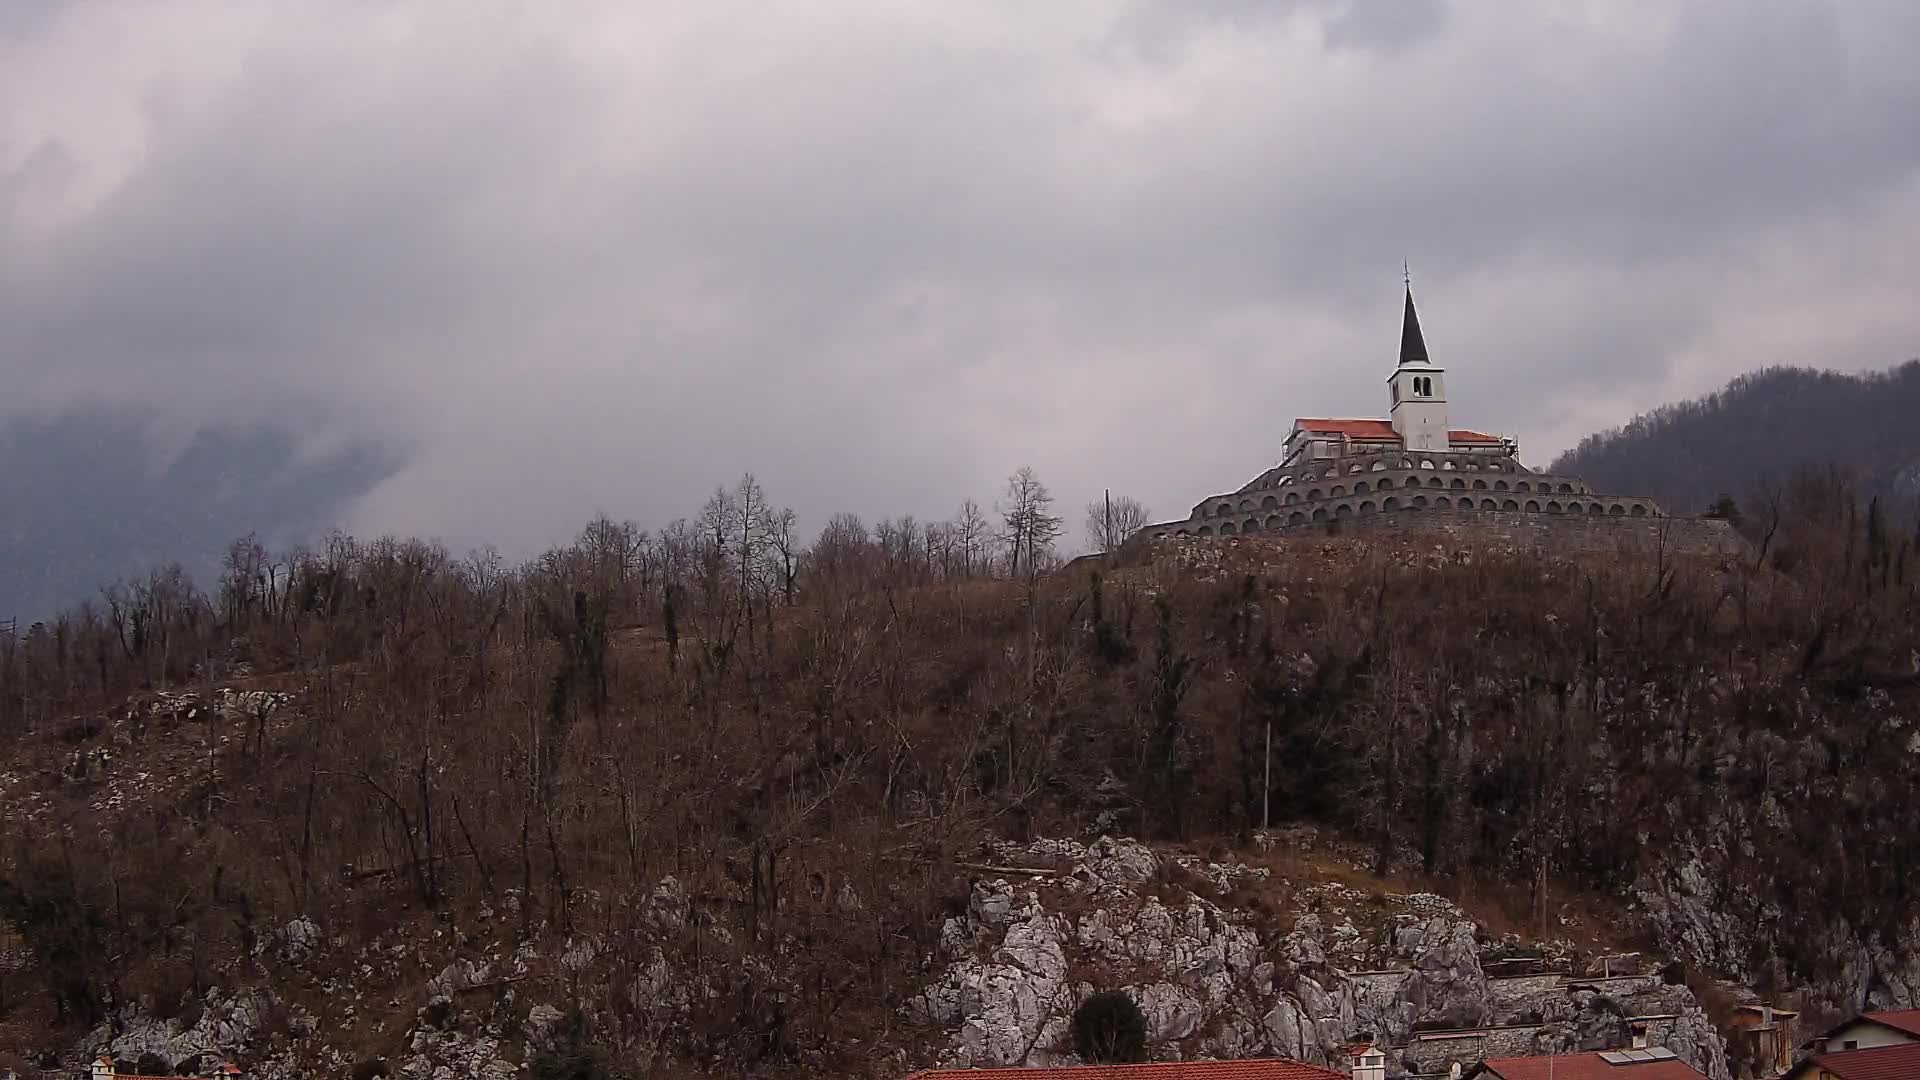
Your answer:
1084,493 -> 1151,553
998,467 -> 1063,583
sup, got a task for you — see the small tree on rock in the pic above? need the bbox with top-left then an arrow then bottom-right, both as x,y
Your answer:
1073,989 -> 1148,1063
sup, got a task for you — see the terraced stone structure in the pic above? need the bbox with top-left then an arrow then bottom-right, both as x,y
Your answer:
1139,286 -> 1682,546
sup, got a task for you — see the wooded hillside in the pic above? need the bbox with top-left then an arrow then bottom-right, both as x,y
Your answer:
0,467 -> 1917,1074
1552,361 -> 1920,514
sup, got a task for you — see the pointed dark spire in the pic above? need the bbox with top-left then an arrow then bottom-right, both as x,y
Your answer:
1399,285 -> 1430,366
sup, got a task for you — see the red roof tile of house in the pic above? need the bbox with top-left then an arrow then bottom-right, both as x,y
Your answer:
1798,1042 -> 1920,1079
1862,1008 -> 1920,1037
903,1059 -> 1345,1080
1290,418 -> 1503,444
1474,1052 -> 1707,1080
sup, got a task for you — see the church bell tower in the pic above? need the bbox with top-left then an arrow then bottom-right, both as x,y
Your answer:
1388,284 -> 1449,452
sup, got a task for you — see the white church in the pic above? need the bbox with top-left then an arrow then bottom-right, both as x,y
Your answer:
1138,287 -> 1667,541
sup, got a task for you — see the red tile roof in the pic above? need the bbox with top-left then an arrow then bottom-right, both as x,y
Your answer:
903,1060 -> 1344,1080
1475,1052 -> 1707,1080
1799,1042 -> 1920,1080
1290,418 -> 1503,445
1863,1009 -> 1920,1037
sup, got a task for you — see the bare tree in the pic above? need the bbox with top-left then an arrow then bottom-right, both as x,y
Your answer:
998,466 -> 1063,583
954,499 -> 991,580
1084,493 -> 1151,553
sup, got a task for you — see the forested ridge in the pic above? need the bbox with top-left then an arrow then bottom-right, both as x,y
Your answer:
0,466 -> 1917,1076
1552,361 -> 1920,514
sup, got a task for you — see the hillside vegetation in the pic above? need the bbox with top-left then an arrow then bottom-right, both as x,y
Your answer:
1552,361 -> 1920,514
0,469 -> 1917,1075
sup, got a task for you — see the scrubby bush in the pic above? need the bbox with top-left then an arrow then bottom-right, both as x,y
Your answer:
1073,990 -> 1148,1063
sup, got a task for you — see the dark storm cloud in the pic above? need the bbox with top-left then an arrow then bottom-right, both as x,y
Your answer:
3,1 -> 1917,553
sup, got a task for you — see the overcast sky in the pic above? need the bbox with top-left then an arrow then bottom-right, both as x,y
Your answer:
5,0 -> 1919,554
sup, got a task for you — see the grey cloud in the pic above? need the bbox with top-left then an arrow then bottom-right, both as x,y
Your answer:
3,0 -> 1918,558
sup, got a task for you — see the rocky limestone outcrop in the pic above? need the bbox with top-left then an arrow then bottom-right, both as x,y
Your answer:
914,837 -> 1732,1080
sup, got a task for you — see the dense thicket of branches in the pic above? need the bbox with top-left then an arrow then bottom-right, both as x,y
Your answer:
0,466 -> 1915,1067
1552,361 -> 1920,514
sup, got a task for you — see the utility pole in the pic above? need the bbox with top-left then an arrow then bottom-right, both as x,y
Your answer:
1104,489 -> 1112,553
1262,720 -> 1272,832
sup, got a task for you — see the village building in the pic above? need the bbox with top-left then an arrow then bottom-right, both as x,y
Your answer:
1463,1048 -> 1708,1080
1780,1041 -> 1920,1080
91,1058 -> 243,1080
901,1055 -> 1353,1080
1804,1008 -> 1920,1054
1137,287 -> 1673,543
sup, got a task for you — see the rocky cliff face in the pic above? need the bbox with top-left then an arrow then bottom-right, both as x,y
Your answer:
912,837 -> 1730,1080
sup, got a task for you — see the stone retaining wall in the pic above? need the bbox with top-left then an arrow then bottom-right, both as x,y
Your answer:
1289,507 -> 1748,557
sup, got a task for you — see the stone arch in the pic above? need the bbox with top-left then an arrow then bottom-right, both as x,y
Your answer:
1466,462 -> 1481,471
1175,529 -> 1190,537
1311,508 -> 1328,522
1216,502 -> 1233,516
1428,477 -> 1444,489
1220,521 -> 1237,534
1336,503 -> 1354,517
1243,518 -> 1261,533
1284,492 -> 1299,505
1308,489 -> 1323,501
1355,480 -> 1370,494
1411,495 -> 1428,509
1588,503 -> 1604,515
1558,483 -> 1573,493
1289,511 -> 1307,525
1360,500 -> 1377,514
1442,460 -> 1456,470
1370,460 -> 1387,472
1473,478 -> 1489,490
1502,499 -> 1520,511
1331,485 -> 1347,497
1451,478 -> 1466,489
1630,504 -> 1647,517
1525,500 -> 1541,512
1198,526 -> 1214,536
1436,496 -> 1452,509
1262,495 -> 1278,509
1481,499 -> 1499,510
1547,501 -> 1562,514
1400,458 -> 1415,469
1487,462 -> 1504,472
1495,480 -> 1510,491
1266,514 -> 1284,529
1277,475 -> 1292,486
1384,496 -> 1402,511
1420,459 -> 1437,470
1348,463 -> 1364,474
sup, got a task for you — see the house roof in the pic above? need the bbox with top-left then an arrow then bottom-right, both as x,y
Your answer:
1858,1009 -> 1920,1038
901,1059 -> 1345,1080
1290,418 -> 1505,445
1469,1051 -> 1707,1080
1788,1042 -> 1920,1080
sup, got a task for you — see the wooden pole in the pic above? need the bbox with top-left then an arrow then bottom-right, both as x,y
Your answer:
1262,721 -> 1271,831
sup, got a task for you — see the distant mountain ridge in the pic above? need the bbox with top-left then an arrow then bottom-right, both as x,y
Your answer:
0,412 -> 400,622
1551,361 -> 1920,516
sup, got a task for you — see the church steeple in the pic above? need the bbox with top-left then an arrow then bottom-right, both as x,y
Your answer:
1399,285 -> 1429,366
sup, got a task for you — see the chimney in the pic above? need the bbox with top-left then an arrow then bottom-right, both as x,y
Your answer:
1631,1023 -> 1650,1050
1350,1038 -> 1387,1080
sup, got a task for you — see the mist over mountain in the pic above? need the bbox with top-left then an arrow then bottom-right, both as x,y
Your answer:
1551,361 -> 1920,515
0,413 -> 400,623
